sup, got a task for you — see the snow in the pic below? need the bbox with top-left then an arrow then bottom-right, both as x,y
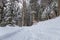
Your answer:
42,1 -> 58,19
0,16 -> 60,40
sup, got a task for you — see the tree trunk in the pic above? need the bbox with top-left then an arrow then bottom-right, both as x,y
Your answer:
22,0 -> 27,26
58,0 -> 60,15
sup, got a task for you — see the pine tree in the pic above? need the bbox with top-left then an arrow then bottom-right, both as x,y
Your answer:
1,0 -> 23,26
22,0 -> 27,26
1,0 -> 14,26
0,6 -> 3,25
58,0 -> 60,15
30,0 -> 39,24
12,0 -> 22,26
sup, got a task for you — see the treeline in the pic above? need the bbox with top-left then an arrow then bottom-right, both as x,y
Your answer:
0,0 -> 59,27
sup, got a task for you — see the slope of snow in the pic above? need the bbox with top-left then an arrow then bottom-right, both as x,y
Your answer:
0,16 -> 60,40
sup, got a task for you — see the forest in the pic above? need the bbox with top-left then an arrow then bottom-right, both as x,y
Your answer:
0,0 -> 59,27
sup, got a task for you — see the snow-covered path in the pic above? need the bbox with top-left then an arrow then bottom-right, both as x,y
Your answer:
0,16 -> 60,40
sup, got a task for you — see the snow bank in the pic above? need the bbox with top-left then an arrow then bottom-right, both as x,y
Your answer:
0,16 -> 60,40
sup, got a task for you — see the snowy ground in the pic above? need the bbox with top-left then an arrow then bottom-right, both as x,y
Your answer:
0,16 -> 60,40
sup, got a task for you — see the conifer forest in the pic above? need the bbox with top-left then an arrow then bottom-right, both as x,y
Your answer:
0,0 -> 59,27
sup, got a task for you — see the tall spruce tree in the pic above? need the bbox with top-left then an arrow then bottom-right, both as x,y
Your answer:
12,0 -> 22,26
1,0 -> 15,26
22,0 -> 27,26
30,0 -> 39,24
0,6 -> 3,25
58,0 -> 60,15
